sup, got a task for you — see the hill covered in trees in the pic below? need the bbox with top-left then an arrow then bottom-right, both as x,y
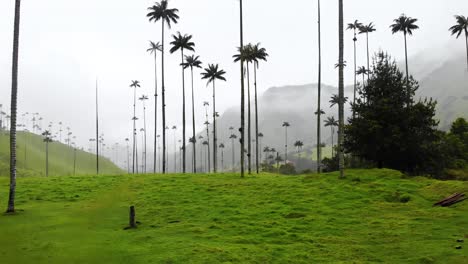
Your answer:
0,131 -> 123,177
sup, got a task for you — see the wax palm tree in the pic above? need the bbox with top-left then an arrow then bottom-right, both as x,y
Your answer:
202,140 -> 209,172
170,33 -> 195,173
356,66 -> 368,88
130,80 -> 140,174
7,0 -> 21,213
316,0 -> 323,174
147,40 -> 162,174
229,134 -> 237,171
263,146 -> 271,163
324,116 -> 339,158
198,135 -> 204,171
201,64 -> 227,173
172,125 -> 177,173
258,132 -> 264,164
125,138 -> 130,173
219,143 -> 225,171
234,44 -> 254,174
42,130 -> 53,177
282,122 -> 290,164
251,43 -> 268,174
237,0 -> 246,178
391,14 -> 419,105
449,15 -> 468,71
147,0 -> 179,174
182,54 -> 202,173
347,20 -> 363,119
203,102 -> 211,172
338,0 -> 345,179
139,95 -> 149,173
294,141 -> 304,155
358,22 -> 376,81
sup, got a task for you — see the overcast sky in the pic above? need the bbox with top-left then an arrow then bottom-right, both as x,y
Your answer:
1,0 -> 467,152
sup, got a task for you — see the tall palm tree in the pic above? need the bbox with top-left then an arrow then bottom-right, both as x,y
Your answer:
130,80 -> 140,174
229,134 -> 237,171
251,44 -> 268,174
391,14 -> 419,105
449,15 -> 468,71
198,135 -> 204,171
147,0 -> 179,174
282,122 -> 290,164
219,143 -> 225,171
324,116 -> 338,158
316,0 -> 323,174
203,102 -> 211,172
238,0 -> 246,178
294,141 -> 304,155
234,44 -> 254,174
7,0 -> 21,213
170,32 -> 195,173
201,64 -> 227,173
125,138 -> 130,173
356,66 -> 368,89
338,0 -> 345,179
172,125 -> 177,173
42,130 -> 53,177
147,41 -> 162,174
358,22 -> 376,81
263,146 -> 271,163
182,55 -> 202,173
139,95 -> 149,173
258,132 -> 264,164
347,20 -> 363,119
202,140 -> 209,172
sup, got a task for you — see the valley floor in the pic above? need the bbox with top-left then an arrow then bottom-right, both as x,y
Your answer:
0,169 -> 467,263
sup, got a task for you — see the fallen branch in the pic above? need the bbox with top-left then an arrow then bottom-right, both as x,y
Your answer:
433,193 -> 466,207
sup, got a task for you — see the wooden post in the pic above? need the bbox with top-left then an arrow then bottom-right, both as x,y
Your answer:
129,206 -> 136,228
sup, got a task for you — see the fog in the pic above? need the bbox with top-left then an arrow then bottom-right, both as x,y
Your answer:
0,0 -> 467,158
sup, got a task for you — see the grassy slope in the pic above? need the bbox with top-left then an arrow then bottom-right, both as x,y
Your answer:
0,169 -> 467,263
0,131 -> 123,177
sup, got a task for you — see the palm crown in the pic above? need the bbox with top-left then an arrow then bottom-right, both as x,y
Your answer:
390,14 -> 419,35
170,32 -> 195,54
182,55 -> 202,70
147,0 -> 179,28
282,122 -> 290,127
233,44 -> 254,63
359,22 -> 376,34
449,15 -> 468,38
348,20 -> 363,32
147,41 -> 162,54
356,66 -> 369,75
201,64 -> 227,85
130,80 -> 140,88
324,116 -> 339,127
251,43 -> 269,65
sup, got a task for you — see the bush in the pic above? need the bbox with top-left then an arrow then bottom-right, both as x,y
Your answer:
279,163 -> 297,175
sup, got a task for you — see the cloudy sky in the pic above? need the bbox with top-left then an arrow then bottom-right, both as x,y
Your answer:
0,0 -> 467,153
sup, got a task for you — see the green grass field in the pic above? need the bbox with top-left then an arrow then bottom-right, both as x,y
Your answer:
0,131 -> 123,177
0,169 -> 466,263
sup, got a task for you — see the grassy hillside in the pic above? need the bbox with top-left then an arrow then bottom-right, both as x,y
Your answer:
0,131 -> 123,177
0,169 -> 466,263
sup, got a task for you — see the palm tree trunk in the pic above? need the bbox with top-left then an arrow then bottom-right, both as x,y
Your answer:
338,0 -> 345,179
246,63 -> 251,174
161,20 -> 167,174
46,142 -> 49,177
73,148 -> 76,176
191,67 -> 197,173
231,138 -> 235,171
331,127 -> 334,158
284,127 -> 288,164
213,81 -> 217,173
317,0 -> 322,174
221,149 -> 224,171
353,30 -> 357,119
254,63 -> 260,174
143,103 -> 147,173
206,123 -> 211,172
366,32 -> 370,81
132,87 -> 136,174
96,80 -> 99,175
181,49 -> 186,173
153,51 -> 158,174
404,32 -> 410,106
463,29 -> 468,72
239,0 -> 245,178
